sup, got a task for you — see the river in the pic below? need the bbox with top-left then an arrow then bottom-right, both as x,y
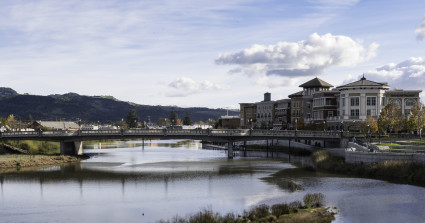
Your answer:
1,139 -> 425,223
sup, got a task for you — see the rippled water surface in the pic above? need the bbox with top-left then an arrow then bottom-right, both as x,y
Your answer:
1,140 -> 425,223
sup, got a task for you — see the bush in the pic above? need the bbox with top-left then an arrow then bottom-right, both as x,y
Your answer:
303,193 -> 325,208
244,204 -> 270,220
289,201 -> 303,210
271,203 -> 294,216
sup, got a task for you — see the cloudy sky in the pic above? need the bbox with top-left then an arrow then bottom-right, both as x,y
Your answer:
1,0 -> 425,109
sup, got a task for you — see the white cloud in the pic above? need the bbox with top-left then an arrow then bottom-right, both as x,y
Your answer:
216,33 -> 378,77
167,77 -> 229,97
364,57 -> 425,91
415,16 -> 425,40
253,76 -> 298,88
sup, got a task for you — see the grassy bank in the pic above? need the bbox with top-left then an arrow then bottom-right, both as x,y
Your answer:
0,154 -> 82,172
311,150 -> 425,185
1,140 -> 60,155
158,193 -> 336,223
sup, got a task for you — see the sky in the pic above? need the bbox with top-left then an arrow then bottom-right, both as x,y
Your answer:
1,0 -> 425,109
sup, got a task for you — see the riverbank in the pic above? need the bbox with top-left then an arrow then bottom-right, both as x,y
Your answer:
311,150 -> 425,185
158,193 -> 336,223
0,155 -> 84,172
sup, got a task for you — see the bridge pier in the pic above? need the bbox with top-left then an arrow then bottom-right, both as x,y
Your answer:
60,141 -> 83,155
227,141 -> 233,159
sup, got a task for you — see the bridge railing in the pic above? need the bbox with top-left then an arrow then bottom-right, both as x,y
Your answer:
296,130 -> 341,138
1,131 -> 39,137
80,130 -> 121,135
210,129 -> 250,136
250,130 -> 295,137
125,129 -> 163,135
0,129 -> 344,139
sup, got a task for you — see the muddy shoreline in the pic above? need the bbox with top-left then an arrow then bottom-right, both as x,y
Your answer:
0,155 -> 85,172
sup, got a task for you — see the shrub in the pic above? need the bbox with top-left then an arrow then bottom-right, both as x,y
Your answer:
271,203 -> 294,216
289,201 -> 303,210
303,193 -> 325,208
244,204 -> 270,220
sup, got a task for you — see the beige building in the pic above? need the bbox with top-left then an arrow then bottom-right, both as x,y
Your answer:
239,103 -> 256,128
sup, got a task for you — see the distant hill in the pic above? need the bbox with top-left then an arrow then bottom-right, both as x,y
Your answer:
0,87 -> 18,98
0,88 -> 239,123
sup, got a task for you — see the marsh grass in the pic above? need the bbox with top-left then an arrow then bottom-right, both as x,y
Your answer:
1,140 -> 59,155
158,193 -> 335,223
312,150 -> 425,184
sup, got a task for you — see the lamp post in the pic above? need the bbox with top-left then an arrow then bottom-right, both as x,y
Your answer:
367,124 -> 370,149
323,120 -> 326,132
295,119 -> 298,131
340,121 -> 344,132
249,118 -> 253,130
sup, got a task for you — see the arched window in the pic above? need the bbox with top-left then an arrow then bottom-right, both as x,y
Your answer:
389,98 -> 401,108
405,99 -> 416,107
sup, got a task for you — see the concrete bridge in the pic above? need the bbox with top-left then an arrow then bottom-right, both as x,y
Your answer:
0,129 -> 348,158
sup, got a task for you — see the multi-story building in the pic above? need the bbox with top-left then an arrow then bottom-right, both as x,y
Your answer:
255,92 -> 275,128
385,89 -> 422,117
310,89 -> 339,125
239,103 -> 256,128
289,91 -> 303,129
239,76 -> 421,131
273,99 -> 291,130
299,77 -> 334,121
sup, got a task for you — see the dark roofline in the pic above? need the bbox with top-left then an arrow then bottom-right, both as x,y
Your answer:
288,91 -> 303,98
336,76 -> 389,89
299,77 -> 333,88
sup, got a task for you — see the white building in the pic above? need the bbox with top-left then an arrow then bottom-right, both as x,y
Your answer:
336,76 -> 389,121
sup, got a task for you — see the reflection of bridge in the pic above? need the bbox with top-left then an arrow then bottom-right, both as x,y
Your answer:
0,129 -> 347,158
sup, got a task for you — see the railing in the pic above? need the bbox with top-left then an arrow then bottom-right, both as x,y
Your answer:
0,129 -> 343,139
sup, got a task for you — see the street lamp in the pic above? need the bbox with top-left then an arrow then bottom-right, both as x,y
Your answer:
367,124 -> 371,149
340,121 -> 344,132
323,120 -> 326,132
295,119 -> 298,131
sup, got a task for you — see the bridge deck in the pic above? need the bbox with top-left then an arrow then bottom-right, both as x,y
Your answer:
0,129 -> 343,141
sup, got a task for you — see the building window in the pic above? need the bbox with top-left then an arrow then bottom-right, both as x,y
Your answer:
350,97 -> 359,106
367,97 -> 376,106
390,99 -> 401,108
342,97 -> 345,107
350,109 -> 359,117
406,99 -> 416,107
328,111 -> 333,117
367,109 -> 376,116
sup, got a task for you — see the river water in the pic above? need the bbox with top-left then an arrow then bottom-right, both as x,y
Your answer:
1,139 -> 425,223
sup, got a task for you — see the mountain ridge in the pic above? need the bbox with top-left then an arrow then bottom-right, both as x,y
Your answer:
0,87 -> 239,123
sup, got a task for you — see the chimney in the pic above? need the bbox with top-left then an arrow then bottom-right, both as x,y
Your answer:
264,92 -> 271,102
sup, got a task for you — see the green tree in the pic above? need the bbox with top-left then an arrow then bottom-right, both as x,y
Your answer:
7,114 -> 17,131
183,112 -> 191,125
170,111 -> 179,125
126,109 -> 139,128
378,102 -> 403,133
157,118 -> 170,127
27,114 -> 34,123
115,119 -> 127,129
360,116 -> 378,134
407,102 -> 425,139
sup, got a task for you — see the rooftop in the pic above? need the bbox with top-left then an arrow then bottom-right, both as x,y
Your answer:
337,76 -> 389,89
299,77 -> 333,88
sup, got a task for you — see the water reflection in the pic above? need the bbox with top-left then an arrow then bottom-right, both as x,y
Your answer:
2,140 -> 425,223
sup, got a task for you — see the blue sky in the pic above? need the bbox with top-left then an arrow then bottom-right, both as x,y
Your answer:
1,0 -> 425,109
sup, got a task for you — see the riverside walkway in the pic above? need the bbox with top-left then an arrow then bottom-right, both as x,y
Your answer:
0,129 -> 346,158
